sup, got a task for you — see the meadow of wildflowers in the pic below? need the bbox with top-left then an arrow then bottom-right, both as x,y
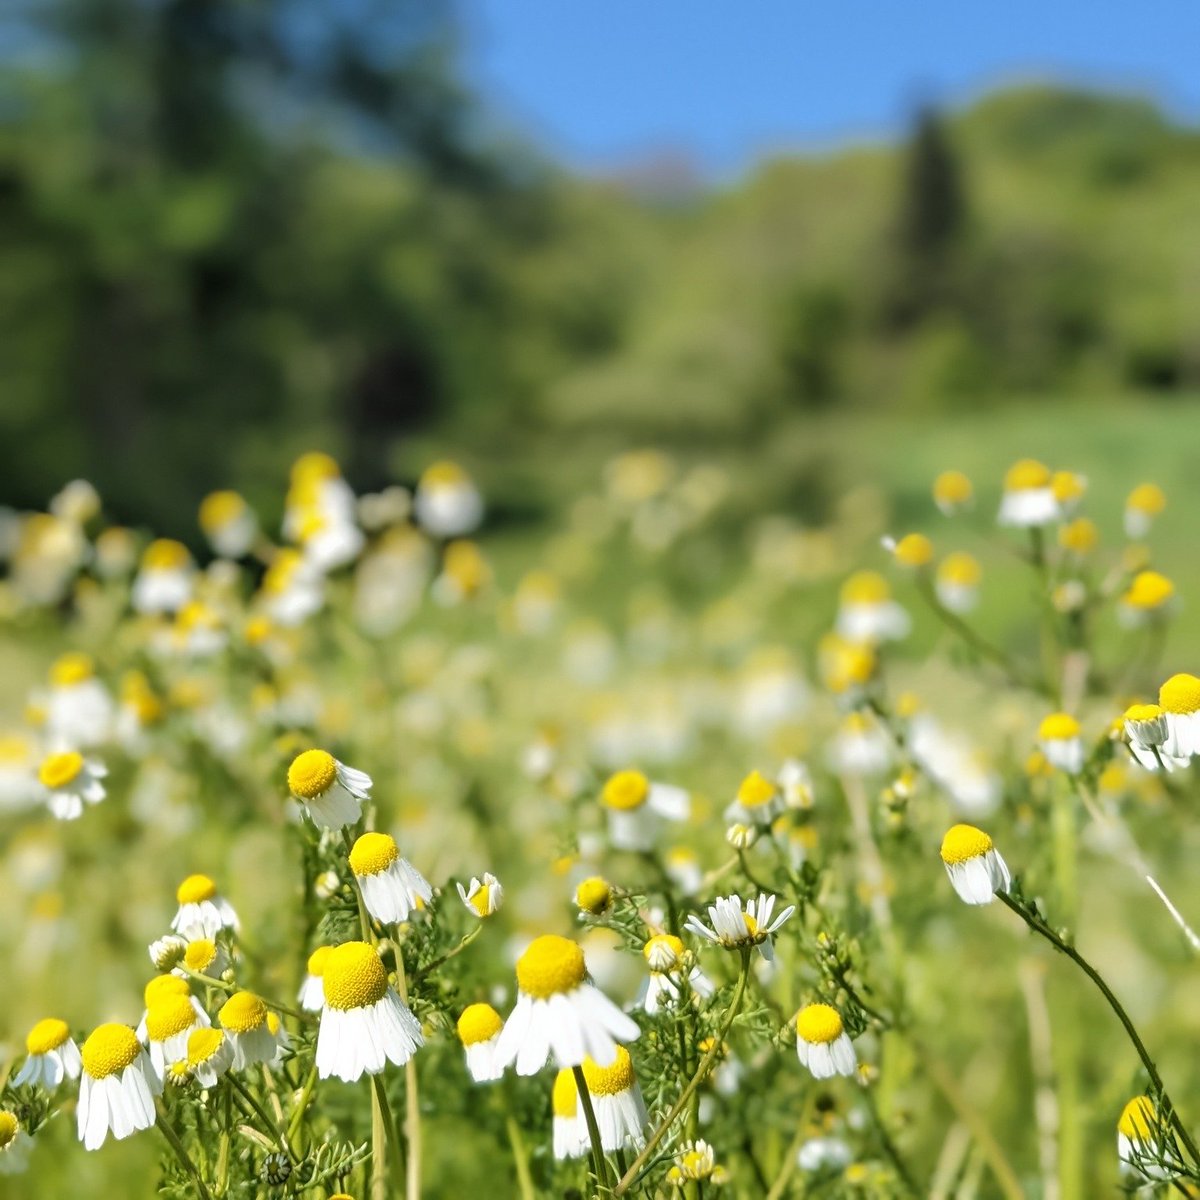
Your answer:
2,443 -> 1200,1200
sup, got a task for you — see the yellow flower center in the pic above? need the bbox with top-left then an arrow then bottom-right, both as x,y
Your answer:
1124,703 -> 1162,724
601,769 -> 650,810
457,1003 -> 503,1046
940,824 -> 993,865
515,935 -> 587,999
468,884 -> 493,916
580,1046 -> 636,1097
742,912 -> 759,937
1051,471 -> 1085,503
422,460 -> 468,487
1058,518 -> 1097,554
552,1068 -> 579,1118
50,652 -> 94,687
736,769 -> 777,808
81,1024 -> 142,1080
199,490 -> 246,533
1124,570 -> 1174,610
933,470 -> 973,506
643,934 -> 686,967
266,1012 -> 281,1037
893,533 -> 933,567
143,538 -> 190,570
349,832 -> 398,877
262,549 -> 303,595
1127,483 -> 1166,516
1118,1095 -> 1155,1140
576,877 -> 613,914
1038,712 -> 1081,741
186,1027 -> 225,1067
26,1017 -> 70,1056
1159,673 -> 1200,715
288,749 -> 338,799
291,450 -> 340,483
1004,458 -> 1051,492
38,751 -> 84,790
219,992 -> 268,1034
184,939 -> 219,973
937,552 -> 982,587
145,975 -> 190,1007
306,946 -> 332,976
322,942 -> 389,1012
146,996 -> 198,1041
840,570 -> 889,605
796,1003 -> 845,1044
0,1113 -> 17,1149
443,541 -> 488,591
176,874 -> 218,905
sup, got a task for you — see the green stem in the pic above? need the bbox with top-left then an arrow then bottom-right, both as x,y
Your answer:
371,1074 -> 406,1194
763,1121 -> 809,1200
216,1086 -> 231,1193
573,1065 -> 610,1191
286,1061 -> 319,1151
614,951 -> 752,1195
156,1104 -> 214,1200
411,924 -> 482,983
505,1114 -> 536,1200
997,891 -> 1200,1168
228,1074 -> 295,1163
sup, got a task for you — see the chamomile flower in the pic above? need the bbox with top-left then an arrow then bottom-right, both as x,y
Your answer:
316,941 -> 423,1082
265,1012 -> 290,1065
940,824 -> 1011,905
684,893 -> 795,961
664,848 -> 703,897
835,572 -> 910,644
218,992 -> 277,1069
259,548 -> 324,626
493,934 -> 640,1075
13,1018 -> 81,1088
551,1069 -> 586,1160
177,937 -> 229,981
598,768 -> 690,852
794,1004 -> 857,1079
798,1136 -> 853,1172
0,1111 -> 31,1175
457,873 -> 503,917
287,749 -> 372,829
724,769 -> 784,826
132,539 -> 194,614
414,461 -> 484,538
668,1140 -> 729,1186
349,832 -> 432,924
171,873 -> 239,941
997,459 -> 1058,528
575,877 -> 614,916
185,1027 -> 234,1089
144,995 -> 206,1082
935,552 -> 982,614
1158,673 -> 1200,759
77,1023 -> 161,1150
137,975 -> 208,1040
828,711 -> 893,777
1037,713 -> 1084,774
37,750 -> 107,821
199,490 -> 258,558
779,759 -> 814,809
1123,704 -> 1186,771
578,1047 -> 648,1152
299,946 -> 333,1012
1052,470 -> 1087,513
1120,570 -> 1176,627
883,533 -> 934,570
457,1003 -> 505,1083
933,469 -> 973,515
45,653 -> 113,747
637,934 -> 715,1013
1125,484 -> 1166,540
1117,1095 -> 1178,1180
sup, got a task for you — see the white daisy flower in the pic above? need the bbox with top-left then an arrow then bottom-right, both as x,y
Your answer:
218,992 -> 278,1070
176,938 -> 230,981
413,461 -> 484,538
997,459 -> 1058,528
1119,571 -> 1177,628
797,1136 -> 853,1172
77,1024 -> 162,1150
298,946 -> 332,1012
37,750 -> 107,821
940,824 -> 1011,905
287,748 -> 372,829
1037,713 -> 1085,774
637,934 -> 714,1014
1124,484 -> 1166,541
668,1140 -> 729,1186
552,1069 -> 586,1160
724,769 -> 784,826
456,1003 -> 505,1083
578,1047 -> 648,1152
794,1004 -> 857,1079
45,653 -> 113,747
185,1027 -> 234,1089
131,539 -> 195,614
599,769 -> 690,852
259,549 -> 325,627
0,1111 -> 32,1175
349,832 -> 432,924
933,469 -> 973,516
316,941 -> 423,1082
574,876 -> 614,917
148,934 -> 188,972
298,512 -> 364,573
835,572 -> 910,645
1159,674 -> 1200,759
493,935 -> 640,1076
457,873 -> 503,918
137,976 -> 208,1041
663,848 -> 703,897
778,758 -> 814,809
935,552 -> 982,615
1117,1095 -> 1177,1181
170,873 -> 239,941
199,490 -> 258,559
144,996 -> 206,1082
1124,704 -> 1187,772
12,1018 -> 81,1089
827,712 -> 893,777
683,893 -> 795,962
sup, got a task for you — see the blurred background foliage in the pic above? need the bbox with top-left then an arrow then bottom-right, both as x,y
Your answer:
2,0 -> 1199,536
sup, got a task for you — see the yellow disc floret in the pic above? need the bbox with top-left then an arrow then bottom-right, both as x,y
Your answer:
1052,471 -> 1086,504
516,935 -> 587,999
38,751 -> 84,791
199,490 -> 246,533
50,652 -> 94,687
933,470 -> 973,508
146,996 -> 198,1042
1004,458 -> 1051,492
937,552 -> 982,587
552,1068 -> 578,1117
1124,570 -> 1174,610
219,992 -> 268,1034
892,533 -> 933,567
840,571 -> 889,605
349,832 -> 399,877
736,769 -> 778,809
0,1113 -> 17,1150
143,538 -> 190,570
322,942 -> 388,1012
1118,1095 -> 1156,1141
575,877 -> 613,915
601,769 -> 650,811
940,824 -> 993,866
1038,712 -> 1081,741
1127,483 -> 1166,516
1159,674 -> 1200,715
306,946 -> 332,977
456,1003 -> 503,1047
184,939 -> 219,973
287,749 -> 338,799
421,460 -> 468,487
796,1003 -> 845,1044
176,874 -> 218,905
81,1024 -> 142,1080
580,1046 -> 636,1096
186,1027 -> 225,1067
1058,518 -> 1098,555
26,1017 -> 70,1056
1124,703 -> 1163,724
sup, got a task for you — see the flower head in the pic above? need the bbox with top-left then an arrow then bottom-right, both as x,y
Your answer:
939,824 -> 1010,905
349,832 -> 432,924
1037,712 -> 1084,774
13,1017 -> 81,1089
77,1024 -> 161,1149
171,873 -> 238,941
998,459 -> 1057,527
684,893 -> 795,961
575,877 -> 613,916
598,769 -> 689,851
795,1004 -> 857,1079
457,1003 -> 504,1083
287,749 -> 372,829
933,470 -> 973,515
457,873 -> 503,918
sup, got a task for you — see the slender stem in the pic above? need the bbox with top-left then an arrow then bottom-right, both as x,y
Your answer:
505,1114 -> 536,1200
411,925 -> 482,983
286,1061 -> 319,1150
763,1121 -> 810,1200
228,1074 -> 295,1163
614,951 -> 752,1195
216,1086 -> 232,1193
156,1104 -> 214,1200
997,891 -> 1200,1168
372,1074 -> 406,1192
370,1075 -> 388,1200
176,966 -> 309,1022
573,1065 -> 610,1190
393,954 -> 421,1200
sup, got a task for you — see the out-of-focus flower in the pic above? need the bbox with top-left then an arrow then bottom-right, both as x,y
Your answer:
932,469 -> 973,516
414,461 -> 483,538
997,459 -> 1057,528
37,750 -> 107,821
935,552 -> 982,614
1120,570 -> 1176,627
836,572 -> 910,645
598,768 -> 690,852
1125,484 -> 1166,540
1037,713 -> 1084,774
724,769 -> 783,826
46,653 -> 113,747
199,490 -> 257,558
132,540 -> 194,615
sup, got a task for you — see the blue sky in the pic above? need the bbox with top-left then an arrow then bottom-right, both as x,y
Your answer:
463,1 -> 1200,177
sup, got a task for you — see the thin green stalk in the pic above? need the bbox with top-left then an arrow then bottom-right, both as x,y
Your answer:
156,1103 -> 214,1200
286,1061 -> 319,1151
763,1121 -> 810,1200
505,1114 -> 536,1200
411,924 -> 482,982
573,1064 -> 611,1191
216,1085 -> 232,1193
372,1074 -> 406,1193
228,1074 -> 295,1163
614,951 -> 752,1195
